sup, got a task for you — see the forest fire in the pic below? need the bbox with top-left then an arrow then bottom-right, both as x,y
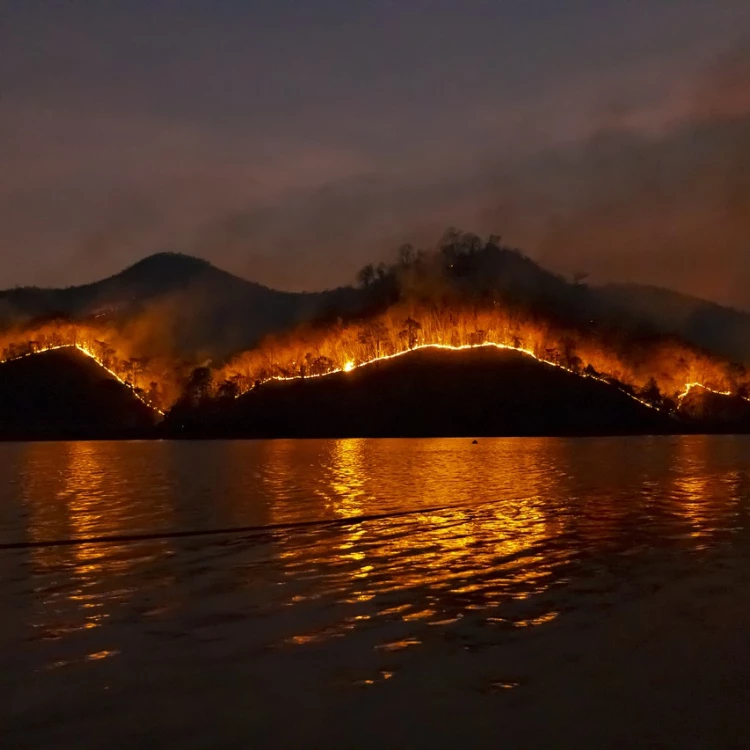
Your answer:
213,303 -> 748,419
1,236 -> 748,420
677,382 -> 738,403
1,316 -> 746,421
245,342 -> 662,411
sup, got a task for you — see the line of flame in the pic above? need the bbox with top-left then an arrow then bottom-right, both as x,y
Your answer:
238,341 -> 666,414
4,340 -> 745,420
677,382 -> 744,403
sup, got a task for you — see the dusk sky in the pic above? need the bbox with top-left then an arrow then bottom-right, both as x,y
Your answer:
2,2 -> 749,306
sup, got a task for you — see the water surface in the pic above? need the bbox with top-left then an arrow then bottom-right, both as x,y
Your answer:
2,437 -> 750,747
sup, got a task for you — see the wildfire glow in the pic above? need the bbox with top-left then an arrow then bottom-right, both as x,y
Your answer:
1,299 -> 748,419
677,382 -> 736,403
217,300 -> 750,418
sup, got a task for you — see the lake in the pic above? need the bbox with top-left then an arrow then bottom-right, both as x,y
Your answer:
2,437 -> 750,748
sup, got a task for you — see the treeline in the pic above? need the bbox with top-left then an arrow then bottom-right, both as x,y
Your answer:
209,230 -> 744,413
1,230 -> 748,420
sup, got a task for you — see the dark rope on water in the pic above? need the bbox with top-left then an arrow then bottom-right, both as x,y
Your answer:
0,503 -> 458,551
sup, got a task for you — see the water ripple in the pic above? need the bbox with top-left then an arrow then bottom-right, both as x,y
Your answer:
0,436 -> 749,667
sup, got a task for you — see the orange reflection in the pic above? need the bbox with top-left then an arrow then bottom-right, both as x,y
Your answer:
267,438 -> 563,645
21,442 -> 175,642
673,436 -> 729,545
329,439 -> 371,592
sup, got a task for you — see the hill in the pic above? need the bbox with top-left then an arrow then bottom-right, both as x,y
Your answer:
3,245 -> 750,366
677,388 -> 750,431
163,347 -> 676,438
593,283 -> 750,364
0,348 -> 156,439
0,253 -> 359,358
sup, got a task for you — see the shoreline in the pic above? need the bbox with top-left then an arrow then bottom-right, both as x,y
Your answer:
1,426 -> 748,442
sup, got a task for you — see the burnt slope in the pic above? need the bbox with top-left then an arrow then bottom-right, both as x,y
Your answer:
168,347 -> 676,438
0,349 -> 156,439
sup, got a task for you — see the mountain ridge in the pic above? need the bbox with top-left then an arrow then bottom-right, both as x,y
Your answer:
593,282 -> 750,363
2,247 -> 750,364
0,251 -> 360,358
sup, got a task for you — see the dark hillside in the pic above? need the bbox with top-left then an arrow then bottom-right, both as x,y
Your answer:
165,347 -> 676,438
0,349 -> 156,439
678,389 -> 750,431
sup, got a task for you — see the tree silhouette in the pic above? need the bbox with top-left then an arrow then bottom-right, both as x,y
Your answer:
641,377 -> 662,406
357,263 -> 375,288
147,381 -> 162,409
561,337 -> 582,372
399,317 -> 421,349
217,379 -> 239,401
397,243 -> 416,267
185,367 -> 214,405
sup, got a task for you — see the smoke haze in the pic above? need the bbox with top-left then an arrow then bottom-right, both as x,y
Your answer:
1,2 -> 748,306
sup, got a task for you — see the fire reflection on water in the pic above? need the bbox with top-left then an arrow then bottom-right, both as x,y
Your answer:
257,438 -> 748,649
2,436 -> 745,666
264,439 -> 566,645
20,442 -> 176,650
671,436 -> 750,548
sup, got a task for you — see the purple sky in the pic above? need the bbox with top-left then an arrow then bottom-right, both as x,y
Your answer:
2,1 -> 749,306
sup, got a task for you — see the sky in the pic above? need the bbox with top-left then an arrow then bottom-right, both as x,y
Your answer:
1,1 -> 749,306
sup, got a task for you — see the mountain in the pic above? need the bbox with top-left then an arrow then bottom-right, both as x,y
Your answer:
0,253 -> 359,358
0,348 -> 155,439
2,246 -> 749,366
163,347 -> 675,438
0,343 -> 746,441
593,283 -> 750,364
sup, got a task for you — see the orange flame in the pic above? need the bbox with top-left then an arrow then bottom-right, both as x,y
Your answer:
1,299 -> 747,418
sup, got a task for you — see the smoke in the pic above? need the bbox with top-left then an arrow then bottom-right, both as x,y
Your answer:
521,39 -> 750,305
188,175 -> 478,292
174,40 -> 750,307
2,35 -> 748,308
